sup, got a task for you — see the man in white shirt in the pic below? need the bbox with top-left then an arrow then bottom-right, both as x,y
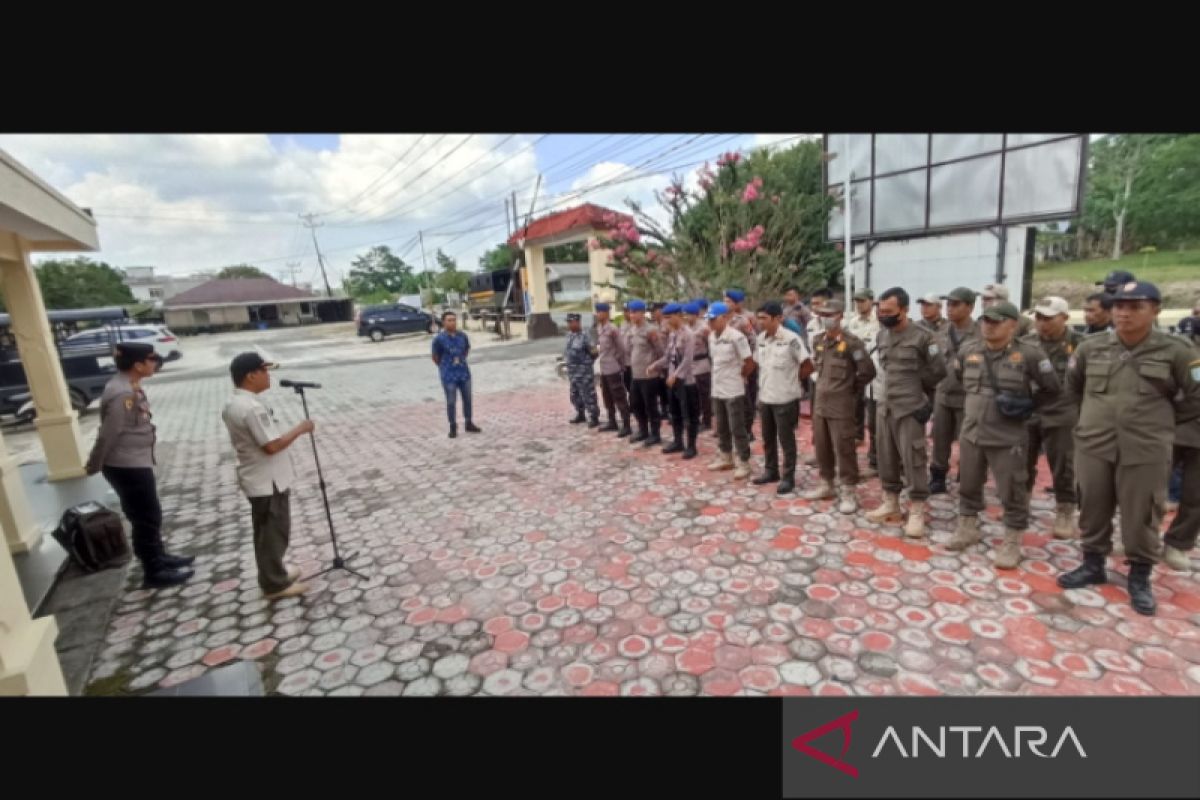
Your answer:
752,301 -> 814,495
705,301 -> 756,480
221,352 -> 316,601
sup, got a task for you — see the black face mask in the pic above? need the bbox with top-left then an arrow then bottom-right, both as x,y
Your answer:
879,314 -> 902,329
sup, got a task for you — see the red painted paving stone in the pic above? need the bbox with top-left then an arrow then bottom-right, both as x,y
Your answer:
81,379 -> 1200,696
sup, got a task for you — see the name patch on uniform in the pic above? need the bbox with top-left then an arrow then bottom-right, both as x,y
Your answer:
852,349 -> 864,361
1038,359 -> 1054,374
965,353 -> 983,364
1009,352 -> 1024,364
124,398 -> 134,410
928,344 -> 940,357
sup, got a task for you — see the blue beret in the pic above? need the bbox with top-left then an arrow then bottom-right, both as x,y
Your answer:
627,299 -> 647,312
662,302 -> 683,315
594,302 -> 610,312
725,289 -> 746,303
683,301 -> 701,315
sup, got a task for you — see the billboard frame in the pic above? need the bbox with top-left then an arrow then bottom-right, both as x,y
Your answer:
823,133 -> 1089,243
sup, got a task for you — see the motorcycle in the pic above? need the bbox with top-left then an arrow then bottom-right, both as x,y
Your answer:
556,355 -> 568,380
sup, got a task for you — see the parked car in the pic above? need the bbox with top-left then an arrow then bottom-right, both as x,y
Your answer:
356,303 -> 435,342
61,324 -> 183,363
0,355 -> 116,417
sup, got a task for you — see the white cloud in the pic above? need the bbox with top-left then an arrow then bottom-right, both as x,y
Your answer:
0,133 -> 541,281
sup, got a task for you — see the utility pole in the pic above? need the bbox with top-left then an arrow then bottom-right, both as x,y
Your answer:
300,213 -> 334,298
281,261 -> 301,288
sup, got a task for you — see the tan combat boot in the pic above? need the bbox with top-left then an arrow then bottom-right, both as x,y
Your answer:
836,485 -> 858,515
733,458 -> 752,480
1162,545 -> 1191,572
801,480 -> 836,501
708,451 -> 734,471
993,528 -> 1024,570
946,515 -> 981,551
1053,504 -> 1076,540
865,492 -> 902,524
904,501 -> 926,538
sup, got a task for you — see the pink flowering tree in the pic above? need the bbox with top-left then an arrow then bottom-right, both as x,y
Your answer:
592,140 -> 841,305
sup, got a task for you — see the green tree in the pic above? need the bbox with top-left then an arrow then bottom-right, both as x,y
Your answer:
21,257 -> 136,310
343,245 -> 420,300
544,242 -> 589,262
1078,134 -> 1199,258
479,243 -> 516,272
216,264 -> 270,279
434,249 -> 469,294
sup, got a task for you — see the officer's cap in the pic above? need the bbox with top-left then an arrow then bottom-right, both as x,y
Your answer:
1098,270 -> 1137,289
943,287 -> 978,305
230,351 -> 279,385
1111,280 -> 1162,304
980,301 -> 1020,322
566,313 -> 582,322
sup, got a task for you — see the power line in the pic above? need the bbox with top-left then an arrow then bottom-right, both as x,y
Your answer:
315,134 -> 428,216
329,134 -> 475,223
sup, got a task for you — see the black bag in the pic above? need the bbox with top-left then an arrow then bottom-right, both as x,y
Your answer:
912,400 -> 933,425
52,501 -> 130,573
983,352 -> 1036,421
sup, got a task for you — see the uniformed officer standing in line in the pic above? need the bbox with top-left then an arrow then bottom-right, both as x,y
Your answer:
1083,293 -> 1116,335
623,299 -> 666,447
802,299 -> 876,513
929,287 -> 980,495
86,343 -> 194,588
1057,281 -> 1200,616
1097,269 -> 1137,296
725,288 -> 759,440
847,288 -> 880,474
593,302 -> 631,437
865,288 -> 947,537
917,293 -> 950,335
1162,317 -> 1200,571
620,300 -> 634,394
706,301 -> 756,480
981,283 -> 1034,338
1021,296 -> 1085,538
783,285 -> 813,347
946,302 -> 1060,568
651,302 -> 671,420
847,289 -> 878,429
752,302 -> 814,495
685,300 -> 714,432
563,313 -> 600,427
650,303 -> 701,459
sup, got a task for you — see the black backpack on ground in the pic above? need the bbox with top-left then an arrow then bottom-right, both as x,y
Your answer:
52,501 -> 130,573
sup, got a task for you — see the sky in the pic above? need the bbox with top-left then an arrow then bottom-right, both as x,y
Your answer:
0,133 -> 807,288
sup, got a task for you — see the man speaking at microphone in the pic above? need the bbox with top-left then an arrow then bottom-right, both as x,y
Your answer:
222,352 -> 315,601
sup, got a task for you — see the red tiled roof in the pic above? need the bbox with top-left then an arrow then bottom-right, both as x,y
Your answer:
165,278 -> 316,307
507,203 -> 633,247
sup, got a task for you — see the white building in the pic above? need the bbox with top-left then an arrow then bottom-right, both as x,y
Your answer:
122,266 -> 214,308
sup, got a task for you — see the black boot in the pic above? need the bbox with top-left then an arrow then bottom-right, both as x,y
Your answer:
600,418 -> 619,432
617,416 -> 632,438
631,427 -> 648,443
662,429 -> 685,454
142,559 -> 193,590
449,425 -> 458,439
752,471 -> 780,486
929,466 -> 948,495
1057,551 -> 1107,589
682,430 -> 698,460
1127,561 -> 1157,616
777,474 -> 796,495
570,411 -> 586,424
588,416 -> 601,429
643,428 -> 662,447
465,421 -> 481,433
160,552 -> 196,569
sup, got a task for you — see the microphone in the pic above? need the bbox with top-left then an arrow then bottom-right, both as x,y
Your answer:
280,379 -> 322,389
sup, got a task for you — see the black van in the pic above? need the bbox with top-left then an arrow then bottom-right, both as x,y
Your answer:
356,303 -> 435,342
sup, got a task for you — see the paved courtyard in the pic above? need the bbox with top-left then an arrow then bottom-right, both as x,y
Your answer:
78,342 -> 1200,697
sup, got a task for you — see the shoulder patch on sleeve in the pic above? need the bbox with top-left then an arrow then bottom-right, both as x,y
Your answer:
1038,359 -> 1054,374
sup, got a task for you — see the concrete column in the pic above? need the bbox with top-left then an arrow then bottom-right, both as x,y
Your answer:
587,234 -> 618,307
0,518 -> 67,695
523,243 -> 557,339
0,235 -> 88,482
0,425 -> 41,554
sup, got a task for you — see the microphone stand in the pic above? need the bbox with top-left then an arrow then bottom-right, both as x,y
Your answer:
291,384 -> 367,582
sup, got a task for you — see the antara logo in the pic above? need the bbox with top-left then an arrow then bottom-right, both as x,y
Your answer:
792,711 -> 1088,777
